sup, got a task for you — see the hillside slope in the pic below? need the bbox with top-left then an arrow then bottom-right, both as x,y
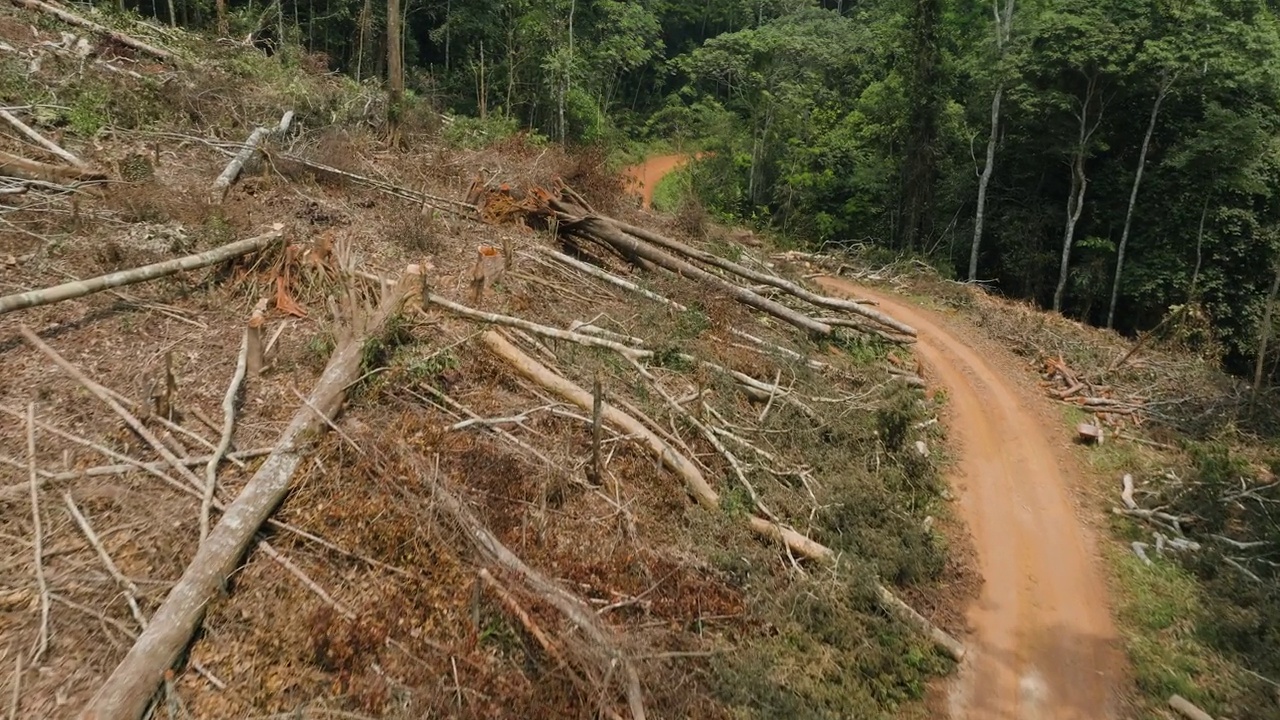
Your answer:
0,7 -> 968,719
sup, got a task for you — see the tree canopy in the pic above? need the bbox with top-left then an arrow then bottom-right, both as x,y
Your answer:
114,0 -> 1280,376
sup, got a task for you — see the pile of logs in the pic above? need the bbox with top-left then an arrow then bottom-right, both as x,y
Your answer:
470,181 -> 918,345
1041,355 -> 1146,428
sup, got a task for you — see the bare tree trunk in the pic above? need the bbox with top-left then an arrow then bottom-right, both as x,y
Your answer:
354,0 -> 371,82
0,228 -> 283,316
215,0 -> 226,35
77,272 -> 415,720
1189,194 -> 1210,299
968,0 -> 1013,281
386,0 -> 403,139
1252,261 -> 1280,400
969,85 -> 1002,281
1053,76 -> 1101,314
1106,78 -> 1172,329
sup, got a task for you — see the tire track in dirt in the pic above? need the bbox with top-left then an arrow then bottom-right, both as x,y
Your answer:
817,279 -> 1128,720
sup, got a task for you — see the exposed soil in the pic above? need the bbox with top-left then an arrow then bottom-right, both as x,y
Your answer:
622,153 -> 707,209
819,278 -> 1129,720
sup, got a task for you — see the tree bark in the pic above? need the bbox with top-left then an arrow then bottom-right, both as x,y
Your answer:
1107,79 -> 1171,329
1252,260 -> 1280,400
0,227 -> 283,316
8,0 -> 175,62
77,271 -> 415,720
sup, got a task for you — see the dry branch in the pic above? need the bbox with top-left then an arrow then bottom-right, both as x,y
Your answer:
0,226 -> 283,316
203,331 -> 250,544
423,292 -> 648,359
0,448 -> 272,502
0,150 -> 105,184
276,153 -> 476,215
25,403 -> 50,664
481,331 -> 718,508
0,108 -> 86,168
7,0 -> 176,61
77,269 -> 416,720
429,470 -> 645,720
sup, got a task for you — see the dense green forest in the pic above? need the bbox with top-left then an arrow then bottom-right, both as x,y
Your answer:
119,0 -> 1280,379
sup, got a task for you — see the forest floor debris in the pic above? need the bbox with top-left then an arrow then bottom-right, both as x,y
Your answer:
0,7 -> 966,720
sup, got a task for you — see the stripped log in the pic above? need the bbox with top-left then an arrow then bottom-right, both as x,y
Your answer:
0,226 -> 284,316
0,108 -> 86,168
77,268 -> 416,720
0,150 -> 105,184
210,111 -> 293,204
745,516 -> 966,661
1168,695 -> 1215,720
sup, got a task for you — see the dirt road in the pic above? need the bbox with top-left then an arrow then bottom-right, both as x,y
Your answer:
819,278 -> 1127,720
623,153 -> 706,208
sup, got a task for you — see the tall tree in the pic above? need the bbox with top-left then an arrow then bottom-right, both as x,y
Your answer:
387,0 -> 403,139
968,0 -> 1014,281
898,0 -> 943,252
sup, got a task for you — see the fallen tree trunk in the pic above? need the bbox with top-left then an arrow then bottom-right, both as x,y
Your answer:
1168,695 -> 1215,720
0,108 -> 86,168
210,111 -> 293,204
745,517 -> 966,662
567,216 -> 832,338
0,150 -> 105,184
0,226 -> 283,316
6,0 -> 176,62
429,474 -> 645,720
481,331 -> 717,508
77,269 -> 415,720
482,329 -> 961,661
425,292 -> 649,359
609,218 -> 916,337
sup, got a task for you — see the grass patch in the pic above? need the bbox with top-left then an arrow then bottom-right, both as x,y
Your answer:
651,163 -> 695,213
1103,543 -> 1250,718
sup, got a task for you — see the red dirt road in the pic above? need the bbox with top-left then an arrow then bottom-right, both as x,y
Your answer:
623,153 -> 707,208
819,278 -> 1127,720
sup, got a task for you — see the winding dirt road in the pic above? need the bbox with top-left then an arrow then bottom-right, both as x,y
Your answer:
621,153 -> 1128,717
818,279 -> 1127,720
